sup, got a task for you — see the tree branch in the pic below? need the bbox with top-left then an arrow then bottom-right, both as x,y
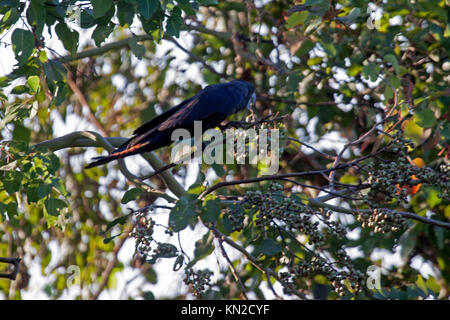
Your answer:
209,226 -> 308,299
167,36 -> 228,79
32,131 -> 182,202
199,165 -> 349,199
91,231 -> 129,300
308,198 -> 450,230
66,71 -> 108,136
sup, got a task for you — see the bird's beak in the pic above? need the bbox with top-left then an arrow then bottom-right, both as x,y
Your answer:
247,92 -> 256,110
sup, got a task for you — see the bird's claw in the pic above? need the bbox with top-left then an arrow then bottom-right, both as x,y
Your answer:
221,121 -> 245,130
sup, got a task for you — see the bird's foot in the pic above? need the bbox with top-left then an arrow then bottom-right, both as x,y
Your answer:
220,121 -> 245,130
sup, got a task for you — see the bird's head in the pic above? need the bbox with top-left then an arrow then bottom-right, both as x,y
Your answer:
235,80 -> 256,110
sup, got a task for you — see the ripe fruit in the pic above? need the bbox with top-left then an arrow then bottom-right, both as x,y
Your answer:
396,158 -> 425,195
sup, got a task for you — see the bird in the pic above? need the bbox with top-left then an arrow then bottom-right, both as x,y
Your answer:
86,80 -> 256,168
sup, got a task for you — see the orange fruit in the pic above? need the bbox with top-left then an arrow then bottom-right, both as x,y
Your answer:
396,158 -> 424,196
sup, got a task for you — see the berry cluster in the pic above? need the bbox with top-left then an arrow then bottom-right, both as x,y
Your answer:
184,268 -> 213,299
225,206 -> 246,232
130,208 -> 156,261
356,208 -> 407,233
279,250 -> 364,296
130,206 -> 179,264
244,184 -> 345,246
365,157 -> 421,203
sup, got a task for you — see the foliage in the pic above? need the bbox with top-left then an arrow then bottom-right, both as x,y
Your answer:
0,0 -> 449,300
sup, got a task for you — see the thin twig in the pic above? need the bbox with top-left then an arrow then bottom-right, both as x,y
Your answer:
91,231 -> 130,300
214,231 -> 249,300
167,37 -> 228,79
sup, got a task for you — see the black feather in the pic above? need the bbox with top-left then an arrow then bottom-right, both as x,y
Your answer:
86,80 -> 255,168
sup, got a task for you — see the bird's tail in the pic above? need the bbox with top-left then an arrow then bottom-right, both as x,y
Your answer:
85,141 -> 150,169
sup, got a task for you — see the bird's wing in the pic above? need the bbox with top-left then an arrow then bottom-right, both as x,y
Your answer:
157,85 -> 237,131
158,96 -> 202,131
132,96 -> 197,136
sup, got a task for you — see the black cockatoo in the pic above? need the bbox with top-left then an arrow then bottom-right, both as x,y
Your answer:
86,80 -> 255,168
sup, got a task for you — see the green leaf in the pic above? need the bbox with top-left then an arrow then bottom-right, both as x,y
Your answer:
92,24 -> 114,47
389,75 -> 401,89
100,215 -> 130,236
165,7 -> 183,37
362,63 -> 380,82
11,28 -> 34,66
0,6 -> 21,30
128,38 -> 145,60
117,1 -> 136,26
178,0 -> 197,16
43,60 -> 66,85
27,75 -> 40,93
384,85 -> 393,101
26,184 -> 40,203
414,108 -> 436,128
142,291 -> 155,300
79,9 -> 95,28
6,202 -> 19,224
121,187 -> 142,204
55,22 -> 79,56
295,39 -> 315,57
138,0 -> 158,20
319,39 -> 336,56
91,0 -> 113,19
11,85 -> 29,94
0,77 -> 10,88
210,164 -> 225,177
103,233 -> 122,244
426,276 -> 441,294
44,198 -> 68,216
186,231 -> 215,268
253,239 -> 282,256
173,254 -> 184,271
26,0 -> 45,38
307,57 -> 322,66
433,226 -> 445,250
398,225 -> 416,262
286,11 -> 308,28
384,54 -> 399,74
46,153 -> 61,174
155,243 -> 178,258
169,196 -> 198,232
442,122 -> 450,144
12,122 -> 30,143
37,183 -> 53,200
348,64 -> 363,76
3,170 -> 23,194
422,187 -> 442,208
287,71 -> 302,91
198,0 -> 218,5
0,103 -> 31,130
337,7 -> 360,23
52,83 -> 69,106
304,17 -> 321,34
201,198 -> 221,222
